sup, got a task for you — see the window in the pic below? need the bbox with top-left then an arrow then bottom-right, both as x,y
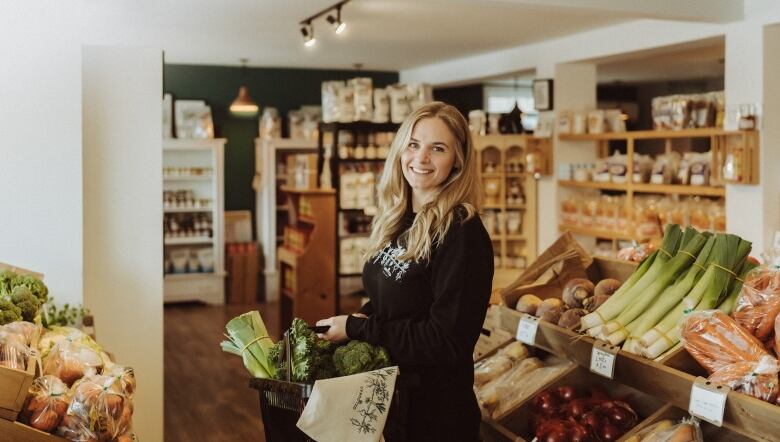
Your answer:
484,85 -> 538,130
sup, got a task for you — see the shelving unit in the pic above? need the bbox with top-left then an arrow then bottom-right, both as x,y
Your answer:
277,186 -> 336,331
255,138 -> 318,302
163,138 -> 226,304
558,129 -> 759,247
317,121 -> 400,303
474,134 -> 552,272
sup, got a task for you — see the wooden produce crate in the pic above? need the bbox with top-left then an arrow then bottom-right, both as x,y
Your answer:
0,418 -> 67,442
474,305 -> 514,361
481,365 -> 666,442
621,403 -> 750,442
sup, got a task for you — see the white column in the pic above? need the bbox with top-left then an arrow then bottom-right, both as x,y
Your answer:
82,46 -> 164,442
536,62 -> 598,251
724,21 -> 779,254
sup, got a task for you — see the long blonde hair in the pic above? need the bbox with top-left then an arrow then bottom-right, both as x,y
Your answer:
363,102 -> 482,263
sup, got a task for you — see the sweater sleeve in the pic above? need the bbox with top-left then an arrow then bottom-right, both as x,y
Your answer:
357,300 -> 374,316
346,216 -> 494,366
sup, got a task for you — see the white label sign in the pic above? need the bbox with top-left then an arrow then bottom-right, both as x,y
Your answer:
590,341 -> 618,379
689,378 -> 728,427
515,314 -> 539,346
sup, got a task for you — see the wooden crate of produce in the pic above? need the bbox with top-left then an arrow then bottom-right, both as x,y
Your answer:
0,418 -> 67,442
474,305 -> 514,361
622,403 -> 750,442
482,365 -> 666,442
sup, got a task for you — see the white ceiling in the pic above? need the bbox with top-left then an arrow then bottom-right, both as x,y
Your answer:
68,0 -> 742,71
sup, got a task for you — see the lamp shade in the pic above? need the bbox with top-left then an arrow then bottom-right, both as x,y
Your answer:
229,85 -> 259,117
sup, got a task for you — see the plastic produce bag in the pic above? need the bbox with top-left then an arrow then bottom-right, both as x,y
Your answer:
21,375 -> 70,433
681,310 -> 780,403
58,374 -> 132,442
473,341 -> 528,386
103,364 -> 137,398
488,362 -> 572,419
476,357 -> 544,416
732,255 -> 780,342
3,321 -> 38,345
0,329 -> 32,370
632,417 -> 703,442
43,330 -> 105,386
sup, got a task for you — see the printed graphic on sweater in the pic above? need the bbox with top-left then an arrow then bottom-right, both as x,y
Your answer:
372,244 -> 410,281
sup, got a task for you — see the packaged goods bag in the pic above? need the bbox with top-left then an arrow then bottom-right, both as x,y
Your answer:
297,366 -> 398,442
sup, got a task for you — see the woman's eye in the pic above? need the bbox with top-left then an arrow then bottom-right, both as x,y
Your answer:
433,145 -> 446,152
408,142 -> 419,149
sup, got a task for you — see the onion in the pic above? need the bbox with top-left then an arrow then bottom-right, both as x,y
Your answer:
556,385 -> 580,401
604,400 -> 638,430
581,412 -> 604,433
569,423 -> 592,442
599,423 -> 624,441
565,398 -> 589,419
533,391 -> 561,417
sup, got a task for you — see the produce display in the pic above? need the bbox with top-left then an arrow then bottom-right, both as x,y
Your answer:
624,418 -> 702,442
578,224 -> 754,360
515,275 -> 621,331
680,310 -> 779,404
0,321 -> 36,370
731,256 -> 780,352
474,342 -> 572,419
221,312 -> 392,383
0,269 -> 48,325
529,385 -> 639,442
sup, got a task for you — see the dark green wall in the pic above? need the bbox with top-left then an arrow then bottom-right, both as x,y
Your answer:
163,64 -> 398,230
433,84 -> 484,118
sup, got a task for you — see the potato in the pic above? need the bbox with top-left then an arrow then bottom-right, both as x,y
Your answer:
30,409 -> 60,433
595,279 -> 622,297
558,308 -> 588,330
515,294 -> 542,315
562,278 -> 594,309
536,298 -> 564,323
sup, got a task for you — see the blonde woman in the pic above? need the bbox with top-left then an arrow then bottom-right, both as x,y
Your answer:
317,102 -> 494,441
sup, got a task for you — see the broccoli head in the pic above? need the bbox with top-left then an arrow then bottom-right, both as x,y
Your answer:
10,286 -> 41,322
12,274 -> 48,302
0,270 -> 15,295
0,299 -> 22,325
333,340 -> 392,376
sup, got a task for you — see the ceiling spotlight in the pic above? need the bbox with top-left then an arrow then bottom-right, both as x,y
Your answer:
326,6 -> 346,34
301,22 -> 316,47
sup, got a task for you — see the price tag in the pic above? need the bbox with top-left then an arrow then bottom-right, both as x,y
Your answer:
515,314 -> 539,346
590,340 -> 618,379
689,377 -> 729,427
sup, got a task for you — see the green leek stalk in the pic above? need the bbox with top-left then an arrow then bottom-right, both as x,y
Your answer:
641,235 -> 751,359
221,310 -> 277,378
716,259 -> 758,314
581,224 -> 682,333
610,235 -> 716,347
601,227 -> 707,341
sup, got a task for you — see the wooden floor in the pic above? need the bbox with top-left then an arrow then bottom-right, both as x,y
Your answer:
164,298 -> 363,442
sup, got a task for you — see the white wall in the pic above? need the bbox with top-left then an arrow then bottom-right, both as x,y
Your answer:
82,46 -> 164,441
0,11 -> 84,306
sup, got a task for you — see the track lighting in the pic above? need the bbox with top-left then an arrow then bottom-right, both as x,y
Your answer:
299,0 -> 350,46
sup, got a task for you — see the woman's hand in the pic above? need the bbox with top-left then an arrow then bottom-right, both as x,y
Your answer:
315,315 -> 350,342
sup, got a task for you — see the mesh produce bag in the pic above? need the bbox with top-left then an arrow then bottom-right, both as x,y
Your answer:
21,375 -> 70,433
681,310 -> 780,403
732,255 -> 780,341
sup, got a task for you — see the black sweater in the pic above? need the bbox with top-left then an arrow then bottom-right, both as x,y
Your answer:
346,208 -> 494,441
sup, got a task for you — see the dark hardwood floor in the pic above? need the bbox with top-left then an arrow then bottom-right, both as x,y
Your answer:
164,298 -> 363,441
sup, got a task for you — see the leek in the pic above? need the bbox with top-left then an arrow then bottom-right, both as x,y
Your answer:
581,224 -> 682,332
602,227 -> 707,341
610,235 -> 716,346
221,310 -> 277,378
641,235 -> 751,359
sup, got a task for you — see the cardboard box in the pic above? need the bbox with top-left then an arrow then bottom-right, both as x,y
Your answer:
224,210 -> 253,243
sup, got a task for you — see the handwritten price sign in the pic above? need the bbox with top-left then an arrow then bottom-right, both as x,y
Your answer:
689,377 -> 728,427
590,341 -> 618,379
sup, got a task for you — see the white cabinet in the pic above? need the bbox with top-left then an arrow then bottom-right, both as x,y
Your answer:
255,138 -> 318,302
163,138 -> 226,304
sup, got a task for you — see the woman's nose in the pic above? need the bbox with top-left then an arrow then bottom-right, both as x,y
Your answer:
416,147 -> 431,163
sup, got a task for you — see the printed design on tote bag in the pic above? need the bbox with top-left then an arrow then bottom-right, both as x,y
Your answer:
350,367 -> 396,435
372,244 -> 410,281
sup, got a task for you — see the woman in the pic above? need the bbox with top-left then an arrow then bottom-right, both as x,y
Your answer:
316,102 -> 493,441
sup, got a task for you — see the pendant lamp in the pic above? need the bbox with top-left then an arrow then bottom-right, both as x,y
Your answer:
230,59 -> 259,118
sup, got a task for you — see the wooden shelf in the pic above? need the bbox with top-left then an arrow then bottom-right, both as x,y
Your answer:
164,236 -> 213,245
559,128 -> 746,141
280,186 -> 336,195
495,310 -> 780,441
505,234 -> 526,240
164,206 -> 212,213
337,158 -> 386,163
164,272 -> 224,280
505,204 -> 527,209
559,224 -> 643,241
505,173 -> 526,178
163,138 -> 228,150
484,204 -> 503,210
163,175 -> 213,182
559,180 -> 725,197
481,172 -> 502,178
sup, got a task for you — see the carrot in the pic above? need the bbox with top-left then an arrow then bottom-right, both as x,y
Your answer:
681,310 -> 770,373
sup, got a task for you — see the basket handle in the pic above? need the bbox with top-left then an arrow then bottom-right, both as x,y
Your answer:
284,329 -> 292,382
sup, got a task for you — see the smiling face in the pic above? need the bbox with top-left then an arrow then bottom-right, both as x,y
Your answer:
401,117 -> 458,210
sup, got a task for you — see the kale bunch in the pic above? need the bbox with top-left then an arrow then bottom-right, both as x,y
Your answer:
333,340 -> 392,377
0,299 -> 22,325
9,286 -> 41,322
269,318 -> 338,383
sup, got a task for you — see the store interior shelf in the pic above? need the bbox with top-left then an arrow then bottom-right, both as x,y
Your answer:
559,180 -> 726,197
163,175 -> 213,181
496,310 -> 780,441
505,234 -> 526,240
164,236 -> 214,245
280,185 -> 336,195
558,128 -> 748,141
163,138 -> 228,150
163,206 -> 212,213
337,158 -> 386,163
164,272 -> 224,280
559,224 -> 642,241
